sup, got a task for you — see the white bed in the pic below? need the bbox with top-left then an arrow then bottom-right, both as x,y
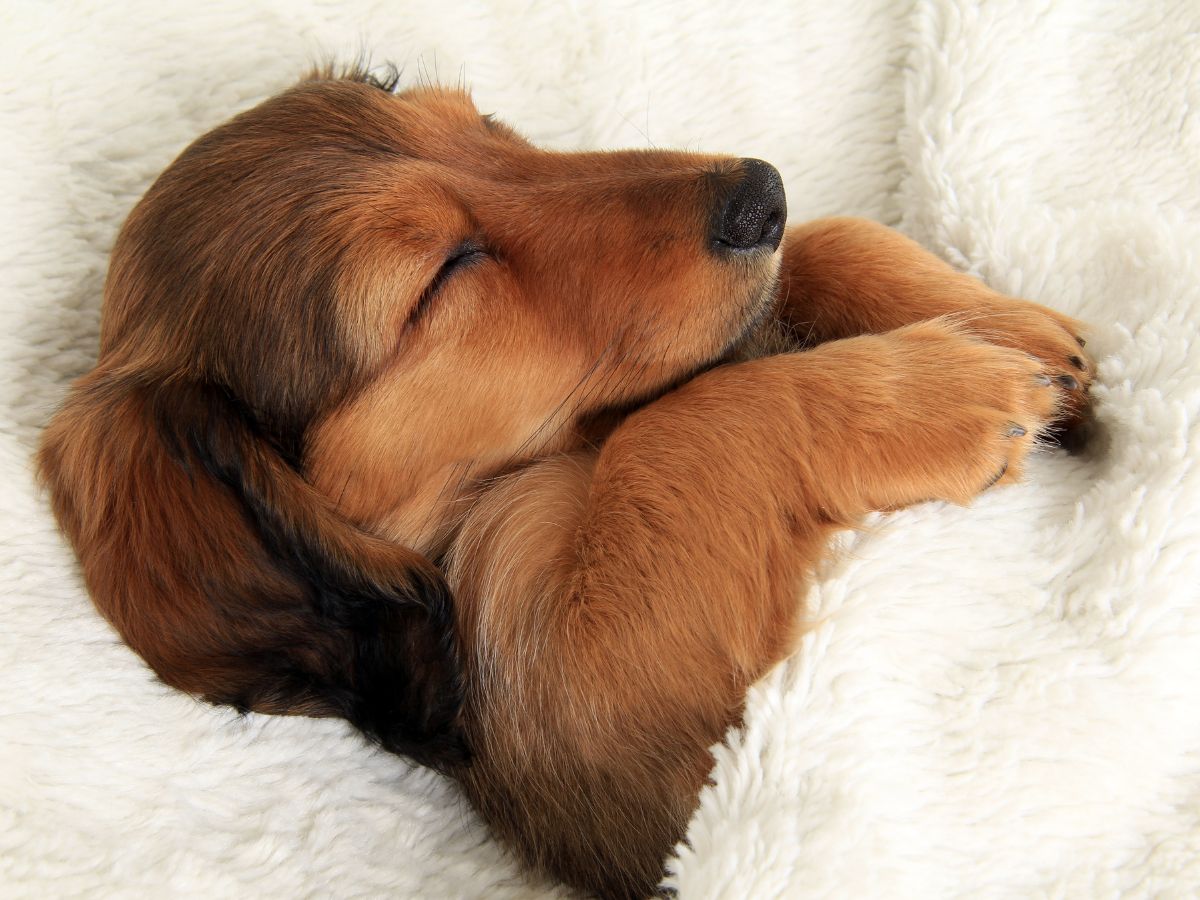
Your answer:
3,2 -> 1198,896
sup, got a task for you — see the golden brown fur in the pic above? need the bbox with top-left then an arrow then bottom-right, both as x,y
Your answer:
39,68 -> 1093,898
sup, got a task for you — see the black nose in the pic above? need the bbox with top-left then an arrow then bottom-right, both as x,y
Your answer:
712,158 -> 786,253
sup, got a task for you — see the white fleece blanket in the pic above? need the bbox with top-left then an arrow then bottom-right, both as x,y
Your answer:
3,2 -> 1198,897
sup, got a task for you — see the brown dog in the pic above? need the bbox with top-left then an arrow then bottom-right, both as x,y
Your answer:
38,67 -> 1092,898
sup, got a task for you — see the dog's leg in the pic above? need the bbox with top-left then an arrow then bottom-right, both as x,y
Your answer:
449,319 -> 1064,899
776,217 -> 1093,435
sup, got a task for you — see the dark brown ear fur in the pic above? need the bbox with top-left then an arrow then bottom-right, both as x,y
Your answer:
39,370 -> 466,769
37,75 -> 469,768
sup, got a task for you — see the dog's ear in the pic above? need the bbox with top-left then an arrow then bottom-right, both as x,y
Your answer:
39,371 -> 467,771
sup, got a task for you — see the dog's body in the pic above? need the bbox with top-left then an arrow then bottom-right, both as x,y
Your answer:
39,69 -> 1092,898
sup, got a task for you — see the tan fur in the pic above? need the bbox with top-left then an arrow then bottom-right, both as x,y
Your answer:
38,71 -> 1093,899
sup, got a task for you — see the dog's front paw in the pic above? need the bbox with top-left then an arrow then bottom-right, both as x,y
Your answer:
955,299 -> 1094,451
870,319 -> 1065,505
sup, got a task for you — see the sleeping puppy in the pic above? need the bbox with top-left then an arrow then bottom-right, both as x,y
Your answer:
38,67 -> 1093,898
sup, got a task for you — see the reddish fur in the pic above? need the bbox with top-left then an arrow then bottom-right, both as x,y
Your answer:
38,71 -> 1092,898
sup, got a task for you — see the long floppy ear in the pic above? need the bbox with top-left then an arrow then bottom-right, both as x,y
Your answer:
39,370 -> 467,771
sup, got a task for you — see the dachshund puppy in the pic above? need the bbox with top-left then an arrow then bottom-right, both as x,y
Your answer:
39,67 -> 1093,898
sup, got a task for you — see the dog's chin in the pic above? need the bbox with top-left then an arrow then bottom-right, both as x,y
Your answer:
714,278 -> 789,365
575,278 -> 783,443
719,313 -> 795,363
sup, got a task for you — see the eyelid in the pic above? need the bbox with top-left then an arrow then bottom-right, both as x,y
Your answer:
405,239 -> 488,330
444,238 -> 486,265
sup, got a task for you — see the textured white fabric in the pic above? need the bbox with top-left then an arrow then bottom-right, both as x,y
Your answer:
2,1 -> 1197,897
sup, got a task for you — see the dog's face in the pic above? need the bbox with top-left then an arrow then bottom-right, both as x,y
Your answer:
101,70 -> 785,550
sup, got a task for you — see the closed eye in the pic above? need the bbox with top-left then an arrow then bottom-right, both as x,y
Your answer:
407,239 -> 488,328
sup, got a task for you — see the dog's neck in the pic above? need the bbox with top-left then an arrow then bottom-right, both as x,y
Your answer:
309,317 -> 796,557
309,417 -> 586,559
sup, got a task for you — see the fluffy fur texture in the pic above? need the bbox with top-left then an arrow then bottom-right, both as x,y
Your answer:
36,58 -> 1102,896
2,1 -> 1200,900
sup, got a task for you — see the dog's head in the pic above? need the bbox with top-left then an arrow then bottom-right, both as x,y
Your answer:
104,68 -> 786,548
40,67 -> 785,764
